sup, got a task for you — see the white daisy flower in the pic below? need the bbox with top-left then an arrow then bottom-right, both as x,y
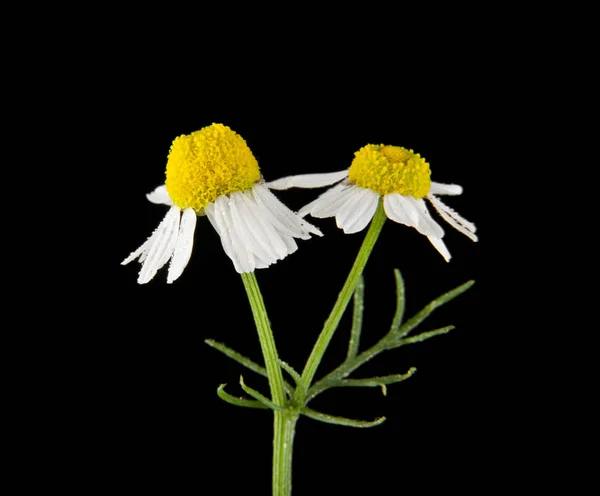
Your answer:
122,123 -> 321,284
267,144 -> 477,262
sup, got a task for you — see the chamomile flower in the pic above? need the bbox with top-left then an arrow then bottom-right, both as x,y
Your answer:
267,144 -> 477,262
122,123 -> 321,283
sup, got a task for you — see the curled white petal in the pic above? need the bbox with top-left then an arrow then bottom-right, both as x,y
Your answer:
167,208 -> 197,283
137,206 -> 181,284
265,170 -> 348,190
146,185 -> 173,205
429,182 -> 463,196
427,236 -> 451,262
427,194 -> 478,242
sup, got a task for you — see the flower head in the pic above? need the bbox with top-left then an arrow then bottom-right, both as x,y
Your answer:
122,123 -> 321,283
267,144 -> 477,262
165,123 -> 261,211
348,144 -> 431,198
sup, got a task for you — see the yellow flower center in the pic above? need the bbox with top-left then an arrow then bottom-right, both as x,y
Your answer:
165,123 -> 261,211
348,144 -> 431,198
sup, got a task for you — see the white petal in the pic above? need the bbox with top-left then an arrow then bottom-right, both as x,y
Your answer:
250,189 -> 301,238
137,206 -> 181,284
122,236 -> 153,266
167,208 -> 197,283
281,235 -> 298,255
336,187 -> 370,232
428,236 -> 451,262
298,182 -> 350,217
429,182 -> 463,196
410,198 -> 445,238
253,255 -> 271,269
207,186 -> 319,271
205,199 -> 243,273
229,192 -> 274,264
146,185 -> 174,205
299,217 -> 323,237
427,195 -> 478,241
253,184 -> 319,239
383,193 -> 420,228
239,191 -> 290,259
302,183 -> 359,219
227,211 -> 255,273
265,170 -> 348,190
343,190 -> 380,234
217,196 -> 255,273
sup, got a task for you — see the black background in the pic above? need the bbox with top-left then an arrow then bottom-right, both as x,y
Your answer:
22,10 -> 556,494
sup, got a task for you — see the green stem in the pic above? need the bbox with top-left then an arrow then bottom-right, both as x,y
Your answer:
241,272 -> 294,495
298,201 -> 387,396
241,272 -> 286,406
273,412 -> 299,495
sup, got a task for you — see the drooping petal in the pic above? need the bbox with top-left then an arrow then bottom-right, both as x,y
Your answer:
427,236 -> 451,262
229,193 -> 275,265
167,207 -> 197,283
146,185 -> 174,205
336,187 -> 366,229
205,198 -> 244,273
218,195 -> 257,273
409,198 -> 445,238
206,185 -> 322,273
253,184 -> 322,238
342,189 -> 380,234
427,194 -> 478,241
301,183 -> 359,219
122,236 -> 154,266
265,170 -> 348,190
280,235 -> 298,256
297,182 -> 349,218
137,206 -> 181,284
226,204 -> 256,273
239,191 -> 289,260
335,187 -> 377,233
429,182 -> 463,196
383,193 -> 420,228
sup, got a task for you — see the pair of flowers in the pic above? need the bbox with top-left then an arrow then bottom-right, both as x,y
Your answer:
123,123 -> 477,283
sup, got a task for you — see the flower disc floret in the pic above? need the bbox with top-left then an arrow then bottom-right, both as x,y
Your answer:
165,123 -> 261,211
348,144 -> 431,198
